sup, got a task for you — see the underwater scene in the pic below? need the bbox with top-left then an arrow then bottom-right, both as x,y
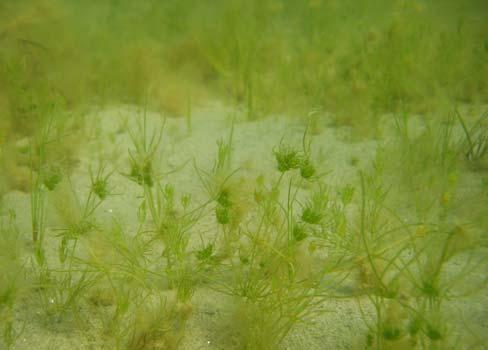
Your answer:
1,1 -> 488,349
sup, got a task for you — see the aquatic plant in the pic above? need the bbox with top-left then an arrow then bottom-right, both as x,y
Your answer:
125,106 -> 165,188
0,211 -> 24,350
456,108 -> 488,169
0,2 -> 487,348
354,143 -> 488,349
30,115 -> 58,269
199,125 -> 355,349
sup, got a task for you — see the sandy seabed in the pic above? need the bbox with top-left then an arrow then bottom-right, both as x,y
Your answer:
3,103 -> 487,349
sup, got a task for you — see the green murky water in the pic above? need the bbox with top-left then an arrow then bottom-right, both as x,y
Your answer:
1,1 -> 487,349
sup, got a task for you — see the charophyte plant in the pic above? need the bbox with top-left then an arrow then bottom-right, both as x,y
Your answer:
0,1 -> 487,349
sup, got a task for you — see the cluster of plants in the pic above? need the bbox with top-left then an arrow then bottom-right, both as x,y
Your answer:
0,104 -> 487,349
1,0 -> 487,139
0,1 -> 487,348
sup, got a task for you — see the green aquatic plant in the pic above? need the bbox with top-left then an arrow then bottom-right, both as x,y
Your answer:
378,111 -> 462,223
354,171 -> 423,348
137,178 -> 207,308
54,162 -> 114,265
41,163 -> 63,191
126,107 -> 165,188
26,160 -> 114,325
194,120 -> 256,260
219,184 -> 347,349
205,127 -> 353,349
124,294 -> 191,350
2,0 -> 487,136
27,109 -> 79,264
274,142 -> 302,173
195,114 -> 236,194
0,2 -> 486,349
82,216 -> 197,348
2,104 -> 486,349
354,161 -> 488,349
122,106 -> 208,312
456,108 -> 488,169
299,157 -> 316,180
89,162 -> 115,200
29,115 -> 60,271
0,211 -> 25,350
300,184 -> 329,225
273,122 -> 319,181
